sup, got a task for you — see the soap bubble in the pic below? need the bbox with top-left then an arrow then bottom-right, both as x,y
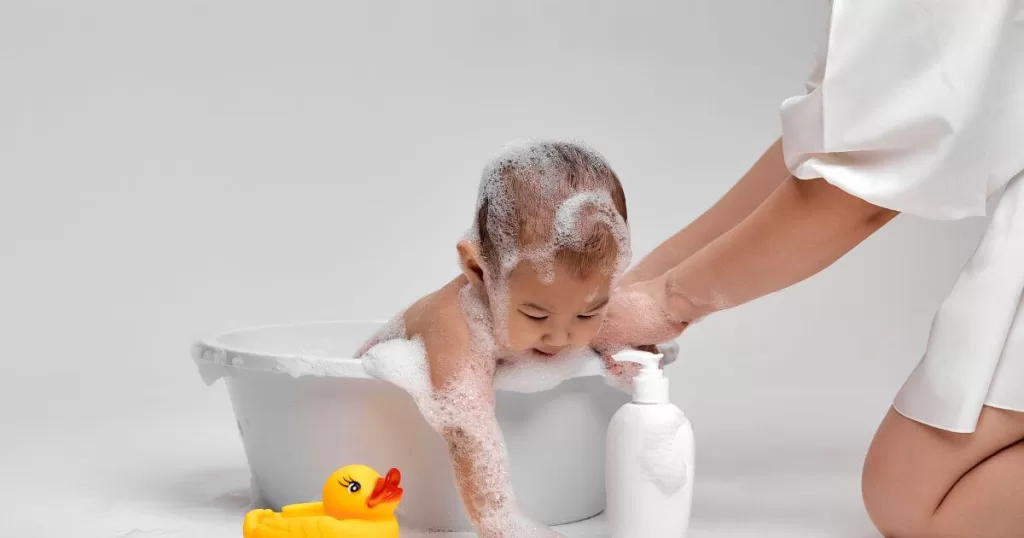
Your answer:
355,312 -> 407,358
360,335 -> 430,398
493,346 -> 594,393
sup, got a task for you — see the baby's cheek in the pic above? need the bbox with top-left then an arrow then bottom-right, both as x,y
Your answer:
505,317 -> 535,351
575,316 -> 606,346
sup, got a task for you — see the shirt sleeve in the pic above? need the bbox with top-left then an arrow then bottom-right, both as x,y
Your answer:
780,1 -> 1020,220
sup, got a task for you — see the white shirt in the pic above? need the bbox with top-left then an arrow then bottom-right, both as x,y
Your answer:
779,0 -> 1024,433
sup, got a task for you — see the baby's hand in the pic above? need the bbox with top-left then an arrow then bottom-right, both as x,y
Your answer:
515,519 -> 566,538
476,511 -> 566,538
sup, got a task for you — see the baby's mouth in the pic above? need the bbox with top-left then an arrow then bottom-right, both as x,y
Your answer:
532,347 -> 561,357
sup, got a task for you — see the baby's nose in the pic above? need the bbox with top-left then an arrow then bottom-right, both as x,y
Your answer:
544,329 -> 570,347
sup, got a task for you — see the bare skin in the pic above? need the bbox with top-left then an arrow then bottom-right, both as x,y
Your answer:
359,241 -> 622,538
593,138 -> 1024,535
618,137 -> 796,288
595,139 -> 898,350
863,406 -> 1024,538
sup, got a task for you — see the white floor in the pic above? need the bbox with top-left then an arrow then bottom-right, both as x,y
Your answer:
3,411 -> 881,538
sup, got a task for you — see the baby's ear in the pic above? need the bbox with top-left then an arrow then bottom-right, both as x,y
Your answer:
456,240 -> 487,285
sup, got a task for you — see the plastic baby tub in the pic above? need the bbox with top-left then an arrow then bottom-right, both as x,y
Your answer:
192,320 -> 675,531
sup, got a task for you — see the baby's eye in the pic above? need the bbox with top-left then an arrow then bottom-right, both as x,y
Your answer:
521,311 -> 547,321
577,313 -> 598,320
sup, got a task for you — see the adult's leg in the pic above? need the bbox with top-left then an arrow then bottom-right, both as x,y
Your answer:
862,405 -> 1024,538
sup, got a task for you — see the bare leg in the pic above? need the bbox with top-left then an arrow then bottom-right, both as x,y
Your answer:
862,405 -> 1024,538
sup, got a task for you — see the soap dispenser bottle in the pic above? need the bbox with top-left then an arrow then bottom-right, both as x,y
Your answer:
605,349 -> 694,538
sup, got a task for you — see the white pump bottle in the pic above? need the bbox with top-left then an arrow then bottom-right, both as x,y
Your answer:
605,348 -> 694,538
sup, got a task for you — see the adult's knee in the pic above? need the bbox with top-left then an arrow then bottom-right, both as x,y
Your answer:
862,426 -> 935,537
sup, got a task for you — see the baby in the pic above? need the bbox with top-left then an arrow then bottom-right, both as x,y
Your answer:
355,140 -> 634,537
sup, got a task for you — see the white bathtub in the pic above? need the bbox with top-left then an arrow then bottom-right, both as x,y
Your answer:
191,320 -> 676,531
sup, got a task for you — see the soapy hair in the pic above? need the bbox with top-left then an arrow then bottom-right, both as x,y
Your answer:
470,140 -> 630,283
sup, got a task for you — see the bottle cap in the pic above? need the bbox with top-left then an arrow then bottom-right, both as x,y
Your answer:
612,348 -> 670,404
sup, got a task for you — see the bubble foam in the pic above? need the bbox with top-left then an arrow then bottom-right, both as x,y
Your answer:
493,347 -> 596,393
467,139 -> 631,284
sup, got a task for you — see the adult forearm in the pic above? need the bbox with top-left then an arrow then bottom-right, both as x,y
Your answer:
621,137 -> 792,287
664,176 -> 898,318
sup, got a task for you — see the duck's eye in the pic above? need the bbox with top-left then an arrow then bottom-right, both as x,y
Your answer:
338,478 -> 362,493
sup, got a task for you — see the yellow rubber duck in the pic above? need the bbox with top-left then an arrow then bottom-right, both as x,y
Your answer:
243,465 -> 403,538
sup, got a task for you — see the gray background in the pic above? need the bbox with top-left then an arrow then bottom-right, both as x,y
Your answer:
0,1 -> 988,536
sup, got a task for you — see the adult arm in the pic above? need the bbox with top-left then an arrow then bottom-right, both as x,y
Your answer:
661,175 -> 898,320
595,173 -> 898,351
619,137 -> 792,287
654,0 -> 1019,320
603,1 -> 1017,348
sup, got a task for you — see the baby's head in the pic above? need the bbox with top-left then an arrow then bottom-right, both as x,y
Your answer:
458,140 -> 630,357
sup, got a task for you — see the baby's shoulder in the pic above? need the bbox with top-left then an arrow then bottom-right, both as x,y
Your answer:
404,280 -> 473,359
405,278 -> 500,389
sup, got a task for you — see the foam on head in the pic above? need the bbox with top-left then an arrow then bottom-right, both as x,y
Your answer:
464,139 -> 631,347
552,189 -> 631,280
466,139 -> 631,284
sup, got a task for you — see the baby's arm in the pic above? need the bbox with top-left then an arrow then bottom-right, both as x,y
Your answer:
425,345 -> 561,538
359,282 -> 559,536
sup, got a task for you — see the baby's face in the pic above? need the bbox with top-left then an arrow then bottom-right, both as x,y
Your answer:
499,261 -> 613,358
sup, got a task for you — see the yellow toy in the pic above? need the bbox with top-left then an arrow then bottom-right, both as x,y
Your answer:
243,465 -> 403,538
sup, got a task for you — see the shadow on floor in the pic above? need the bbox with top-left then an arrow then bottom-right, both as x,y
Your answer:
131,465 -> 253,517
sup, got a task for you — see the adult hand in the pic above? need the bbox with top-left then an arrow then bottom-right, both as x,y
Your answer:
592,274 -> 695,389
597,274 -> 694,351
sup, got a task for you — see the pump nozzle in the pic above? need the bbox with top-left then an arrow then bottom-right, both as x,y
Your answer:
611,348 -> 669,403
612,349 -> 664,375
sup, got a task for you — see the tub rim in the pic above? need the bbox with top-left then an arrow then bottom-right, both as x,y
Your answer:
191,319 -> 387,382
189,317 -> 643,383
191,318 -> 677,386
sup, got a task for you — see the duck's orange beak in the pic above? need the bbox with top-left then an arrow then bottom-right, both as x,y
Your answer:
367,467 -> 403,508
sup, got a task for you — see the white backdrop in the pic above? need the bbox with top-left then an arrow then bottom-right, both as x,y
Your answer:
0,1 -> 990,536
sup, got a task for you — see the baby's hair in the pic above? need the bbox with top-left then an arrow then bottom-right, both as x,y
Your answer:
471,140 -> 629,282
